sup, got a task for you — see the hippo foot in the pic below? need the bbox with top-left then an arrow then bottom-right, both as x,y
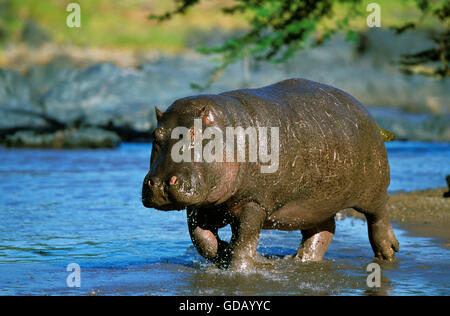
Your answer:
364,210 -> 399,261
217,250 -> 273,270
229,256 -> 255,271
369,222 -> 399,261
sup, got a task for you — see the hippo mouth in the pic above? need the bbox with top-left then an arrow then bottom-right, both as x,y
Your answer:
143,199 -> 186,211
142,172 -> 209,211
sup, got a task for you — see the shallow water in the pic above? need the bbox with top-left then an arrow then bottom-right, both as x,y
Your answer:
0,141 -> 449,295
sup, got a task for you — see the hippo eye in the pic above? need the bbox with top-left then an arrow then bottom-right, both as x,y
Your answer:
153,128 -> 165,143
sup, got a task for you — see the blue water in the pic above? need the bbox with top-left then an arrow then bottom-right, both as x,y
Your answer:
0,141 -> 449,295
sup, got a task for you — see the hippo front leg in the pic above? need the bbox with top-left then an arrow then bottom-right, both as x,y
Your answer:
187,207 -> 230,265
295,217 -> 335,262
229,202 -> 267,271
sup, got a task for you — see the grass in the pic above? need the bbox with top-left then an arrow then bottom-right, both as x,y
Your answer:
0,0 -> 442,51
2,0 -> 247,51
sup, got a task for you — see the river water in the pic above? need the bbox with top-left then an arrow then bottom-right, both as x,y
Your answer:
0,141 -> 449,295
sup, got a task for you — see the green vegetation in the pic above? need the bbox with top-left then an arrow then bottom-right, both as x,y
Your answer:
0,0 -> 442,50
0,0 -> 447,83
0,0 -> 247,51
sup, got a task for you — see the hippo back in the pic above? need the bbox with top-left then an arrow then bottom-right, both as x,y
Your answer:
219,78 -> 389,211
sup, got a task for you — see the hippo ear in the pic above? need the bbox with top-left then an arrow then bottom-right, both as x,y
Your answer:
155,107 -> 164,122
199,104 -> 215,126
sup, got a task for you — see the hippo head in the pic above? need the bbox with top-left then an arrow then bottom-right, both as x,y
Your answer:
142,96 -> 239,211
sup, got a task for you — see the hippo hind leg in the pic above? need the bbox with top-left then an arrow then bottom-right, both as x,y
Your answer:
354,201 -> 399,261
295,217 -> 335,262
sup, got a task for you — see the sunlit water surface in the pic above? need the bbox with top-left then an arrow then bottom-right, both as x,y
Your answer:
0,141 -> 449,295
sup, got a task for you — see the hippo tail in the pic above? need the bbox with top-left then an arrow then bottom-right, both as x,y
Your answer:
375,122 -> 395,141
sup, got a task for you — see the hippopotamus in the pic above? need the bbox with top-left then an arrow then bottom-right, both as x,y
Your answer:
142,78 -> 399,270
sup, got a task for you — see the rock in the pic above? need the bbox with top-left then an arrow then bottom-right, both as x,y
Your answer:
0,68 -> 50,134
41,63 -> 160,137
0,68 -> 32,104
444,175 -> 450,198
2,28 -> 450,146
3,128 -> 120,149
26,57 -> 80,97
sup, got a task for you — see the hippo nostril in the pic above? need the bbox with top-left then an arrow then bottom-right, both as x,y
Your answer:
149,177 -> 162,188
170,176 -> 178,186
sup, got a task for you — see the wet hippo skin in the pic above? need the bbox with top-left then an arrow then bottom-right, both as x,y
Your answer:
142,78 -> 399,270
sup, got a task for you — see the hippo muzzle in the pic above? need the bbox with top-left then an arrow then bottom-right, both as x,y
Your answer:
142,167 -> 208,211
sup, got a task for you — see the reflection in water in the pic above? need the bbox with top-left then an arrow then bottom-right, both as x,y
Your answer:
0,142 -> 449,295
